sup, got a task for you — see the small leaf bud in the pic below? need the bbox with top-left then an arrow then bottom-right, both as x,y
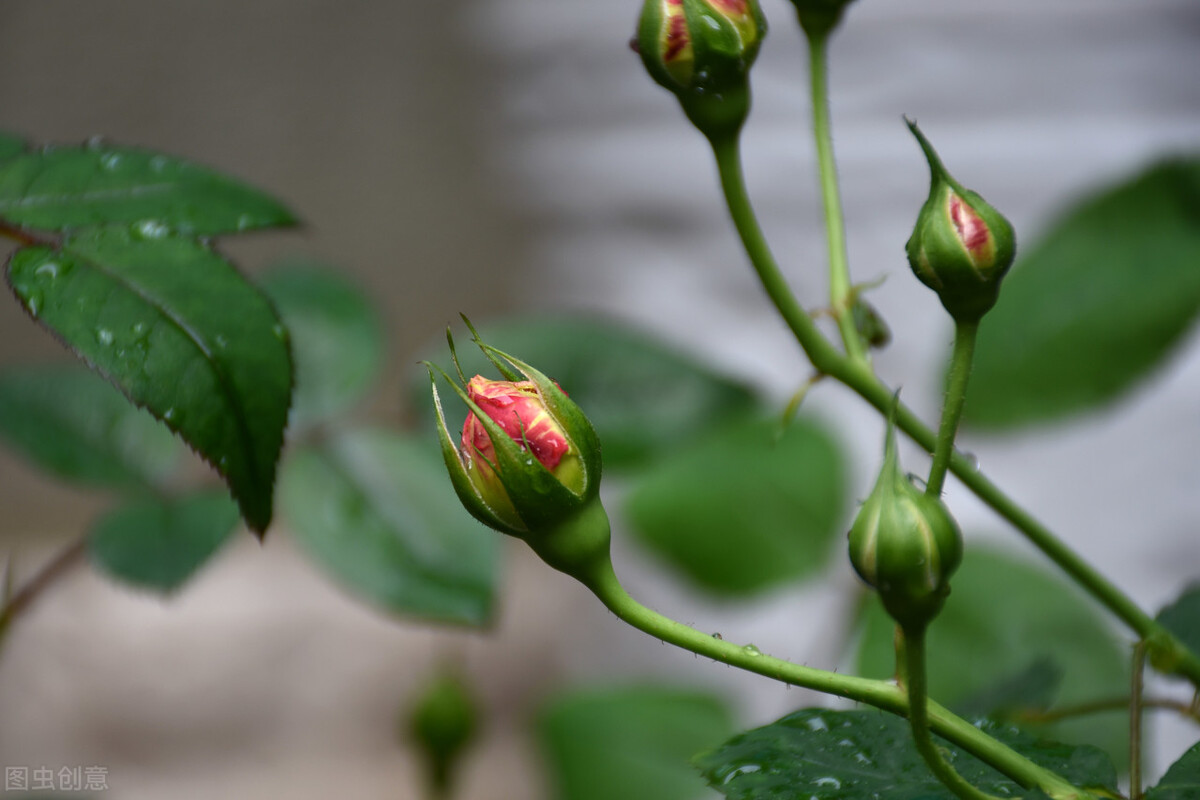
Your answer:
406,669 -> 478,797
635,0 -> 767,139
904,119 -> 1016,323
848,422 -> 963,630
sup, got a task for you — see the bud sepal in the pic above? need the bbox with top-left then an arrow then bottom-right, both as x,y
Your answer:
848,419 -> 963,630
427,329 -> 609,577
904,119 -> 1016,323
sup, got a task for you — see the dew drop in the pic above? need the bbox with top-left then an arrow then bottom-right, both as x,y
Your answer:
215,334 -> 229,349
131,322 -> 147,336
100,152 -> 122,171
25,293 -> 42,318
34,261 -> 59,279
149,155 -> 168,173
134,219 -> 169,239
805,715 -> 829,732
721,764 -> 761,784
742,644 -> 762,657
95,328 -> 114,346
272,323 -> 288,341
236,213 -> 254,230
163,408 -> 176,421
813,777 -> 841,789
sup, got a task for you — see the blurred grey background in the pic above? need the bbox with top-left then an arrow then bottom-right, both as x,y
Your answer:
1,1 -> 1198,798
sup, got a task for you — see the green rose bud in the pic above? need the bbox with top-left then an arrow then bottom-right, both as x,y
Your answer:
634,0 -> 767,139
427,331 -> 610,578
406,669 -> 478,797
787,0 -> 858,38
904,119 -> 1016,323
848,421 -> 963,631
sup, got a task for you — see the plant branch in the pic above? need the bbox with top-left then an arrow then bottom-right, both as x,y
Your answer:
1130,642 -> 1147,800
902,626 -> 1006,800
0,534 -> 90,650
707,131 -> 1200,688
927,319 -> 978,497
805,29 -> 866,364
578,555 -> 1096,800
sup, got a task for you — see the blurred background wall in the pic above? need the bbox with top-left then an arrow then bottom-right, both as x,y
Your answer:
0,1 -> 1198,798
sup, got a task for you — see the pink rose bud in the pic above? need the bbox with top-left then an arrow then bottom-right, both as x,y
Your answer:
428,336 -> 602,543
461,376 -> 571,475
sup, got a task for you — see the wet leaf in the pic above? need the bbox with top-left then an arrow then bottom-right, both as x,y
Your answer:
0,141 -> 295,234
540,686 -> 733,800
696,708 -> 1118,800
7,228 -> 293,532
280,429 -> 498,626
625,416 -> 846,596
0,363 -> 180,490
89,490 -> 240,592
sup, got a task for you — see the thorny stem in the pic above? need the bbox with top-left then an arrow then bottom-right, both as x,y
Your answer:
578,555 -> 1096,800
902,626 -> 1007,800
707,130 -> 1200,689
0,534 -> 90,652
805,29 -> 867,364
927,319 -> 978,497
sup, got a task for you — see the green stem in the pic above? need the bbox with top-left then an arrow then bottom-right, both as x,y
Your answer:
927,319 -> 979,497
1130,642 -> 1146,800
578,556 -> 1094,800
903,626 -> 1007,800
805,29 -> 866,363
708,129 -> 1200,688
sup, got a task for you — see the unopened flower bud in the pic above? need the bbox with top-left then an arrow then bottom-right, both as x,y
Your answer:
635,0 -> 767,139
428,331 -> 610,578
787,0 -> 858,38
406,669 -> 478,797
848,422 -> 962,631
904,119 -> 1016,323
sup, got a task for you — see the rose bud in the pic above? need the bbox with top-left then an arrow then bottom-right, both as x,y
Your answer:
848,421 -> 963,631
428,333 -> 610,578
634,0 -> 767,139
787,0 -> 859,37
904,119 -> 1016,323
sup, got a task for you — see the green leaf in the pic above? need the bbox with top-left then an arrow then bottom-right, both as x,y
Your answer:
856,547 -> 1129,764
414,317 -> 762,470
624,415 -> 846,596
1147,741 -> 1200,800
0,132 -> 26,162
259,260 -> 383,429
696,708 -> 1118,800
955,658 -> 1064,721
539,686 -> 734,800
964,157 -> 1200,429
6,228 -> 293,533
1155,583 -> 1200,662
0,140 -> 295,234
279,429 -> 498,626
0,363 -> 181,490
88,490 -> 240,592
